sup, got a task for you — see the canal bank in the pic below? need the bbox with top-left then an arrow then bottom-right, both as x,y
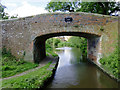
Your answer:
1,56 -> 59,88
41,56 -> 59,88
47,47 -> 119,88
88,59 -> 120,83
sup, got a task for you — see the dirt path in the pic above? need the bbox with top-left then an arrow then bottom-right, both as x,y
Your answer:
1,56 -> 58,81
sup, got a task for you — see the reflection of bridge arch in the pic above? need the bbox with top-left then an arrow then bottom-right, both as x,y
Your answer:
1,12 -> 118,64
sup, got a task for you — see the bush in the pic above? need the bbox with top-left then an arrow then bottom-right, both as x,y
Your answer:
45,38 -> 60,57
54,38 -> 61,48
46,38 -> 61,48
2,47 -> 12,57
99,46 -> 119,79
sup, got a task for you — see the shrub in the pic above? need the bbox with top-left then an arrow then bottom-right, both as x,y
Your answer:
99,46 -> 119,79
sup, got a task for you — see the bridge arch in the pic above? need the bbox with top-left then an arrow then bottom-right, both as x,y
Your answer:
33,32 -> 101,63
1,12 -> 118,64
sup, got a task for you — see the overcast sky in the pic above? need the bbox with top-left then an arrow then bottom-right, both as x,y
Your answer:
1,0 -> 50,17
1,0 -> 120,17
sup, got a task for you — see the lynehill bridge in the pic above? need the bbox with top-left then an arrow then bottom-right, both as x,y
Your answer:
1,12 -> 118,64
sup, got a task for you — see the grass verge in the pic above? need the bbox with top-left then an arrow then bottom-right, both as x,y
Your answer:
99,46 -> 119,80
2,61 -> 54,88
46,48 -> 58,57
1,48 -> 38,78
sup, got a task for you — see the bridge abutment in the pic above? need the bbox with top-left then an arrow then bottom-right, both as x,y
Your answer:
87,37 -> 101,63
34,37 -> 46,63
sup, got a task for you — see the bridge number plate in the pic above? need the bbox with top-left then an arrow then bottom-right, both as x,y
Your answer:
65,17 -> 73,23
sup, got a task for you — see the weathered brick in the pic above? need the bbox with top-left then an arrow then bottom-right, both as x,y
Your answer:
1,12 -> 118,63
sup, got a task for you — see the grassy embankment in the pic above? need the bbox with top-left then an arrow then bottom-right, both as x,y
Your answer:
58,36 -> 119,80
46,36 -> 119,80
2,61 -> 55,88
50,36 -> 119,80
1,38 -> 58,78
1,48 -> 38,78
1,40 -> 58,88
46,38 -> 59,57
99,45 -> 119,80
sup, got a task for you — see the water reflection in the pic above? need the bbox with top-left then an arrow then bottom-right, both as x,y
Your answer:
56,47 -> 82,68
47,47 -> 118,88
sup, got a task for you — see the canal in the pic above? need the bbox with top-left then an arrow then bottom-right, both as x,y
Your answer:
47,47 -> 118,88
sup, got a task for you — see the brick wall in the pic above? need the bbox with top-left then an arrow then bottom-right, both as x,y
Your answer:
1,12 -> 118,64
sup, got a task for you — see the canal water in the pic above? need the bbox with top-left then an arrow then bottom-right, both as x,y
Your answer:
47,47 -> 118,88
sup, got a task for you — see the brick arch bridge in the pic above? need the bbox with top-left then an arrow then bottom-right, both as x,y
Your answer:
1,12 -> 118,64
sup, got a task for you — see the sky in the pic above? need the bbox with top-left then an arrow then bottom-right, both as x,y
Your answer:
1,0 -> 51,17
1,0 -> 120,17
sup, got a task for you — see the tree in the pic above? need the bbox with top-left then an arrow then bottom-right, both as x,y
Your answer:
0,3 -> 18,20
45,0 -> 120,15
0,3 -> 6,19
10,14 -> 18,19
46,38 -> 61,49
45,1 -> 80,12
77,2 -> 120,15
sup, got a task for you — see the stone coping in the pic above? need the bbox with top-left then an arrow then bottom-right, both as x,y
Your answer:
0,12 -> 118,22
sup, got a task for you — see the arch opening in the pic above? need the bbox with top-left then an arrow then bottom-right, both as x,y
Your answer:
33,32 -> 101,64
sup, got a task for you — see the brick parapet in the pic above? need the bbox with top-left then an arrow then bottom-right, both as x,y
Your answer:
1,12 -> 118,63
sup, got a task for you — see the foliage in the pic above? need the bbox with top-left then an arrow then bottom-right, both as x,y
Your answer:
77,2 -> 120,15
0,3 -> 18,20
2,48 -> 38,78
46,46 -> 58,57
10,15 -> 18,19
46,38 -> 59,57
69,37 -> 87,58
46,36 -> 87,58
0,3 -> 10,20
0,3 -> 6,19
68,37 -> 87,49
58,36 -> 87,58
46,36 -> 87,59
2,62 -> 54,88
58,41 -> 73,47
99,46 -> 119,79
45,1 -> 80,12
46,38 -> 61,48
45,0 -> 120,15
54,38 -> 61,48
